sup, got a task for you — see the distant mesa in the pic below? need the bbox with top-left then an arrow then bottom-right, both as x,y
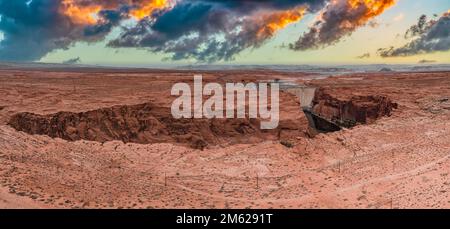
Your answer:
412,65 -> 433,71
379,67 -> 394,72
62,57 -> 81,65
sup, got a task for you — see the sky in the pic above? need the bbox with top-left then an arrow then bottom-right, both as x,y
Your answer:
1,0 -> 449,66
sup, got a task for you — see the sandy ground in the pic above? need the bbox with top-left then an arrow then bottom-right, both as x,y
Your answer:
0,68 -> 449,209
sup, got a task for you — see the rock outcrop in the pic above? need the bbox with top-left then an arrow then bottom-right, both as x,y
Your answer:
8,102 -> 279,149
311,89 -> 398,128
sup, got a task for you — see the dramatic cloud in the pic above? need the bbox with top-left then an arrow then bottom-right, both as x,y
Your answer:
0,0 -> 403,62
59,0 -> 171,23
0,0 -> 70,61
290,0 -> 396,51
0,0 -> 170,61
108,0 -> 327,62
379,11 -> 450,57
404,15 -> 432,39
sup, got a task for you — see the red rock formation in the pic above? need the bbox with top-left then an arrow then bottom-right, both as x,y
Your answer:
8,102 -> 281,149
311,88 -> 398,127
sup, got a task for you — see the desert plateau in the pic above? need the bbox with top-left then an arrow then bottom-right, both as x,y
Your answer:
0,66 -> 449,209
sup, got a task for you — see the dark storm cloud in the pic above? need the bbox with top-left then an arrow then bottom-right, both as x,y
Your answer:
0,0 -> 400,63
183,0 -> 327,12
0,0 -> 330,62
379,11 -> 450,57
290,0 -> 396,51
0,0 -> 126,61
404,15 -> 432,39
83,7 -> 129,37
108,0 -> 328,62
0,0 -> 66,61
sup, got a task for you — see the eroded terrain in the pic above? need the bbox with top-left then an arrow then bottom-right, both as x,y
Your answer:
0,68 -> 449,208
